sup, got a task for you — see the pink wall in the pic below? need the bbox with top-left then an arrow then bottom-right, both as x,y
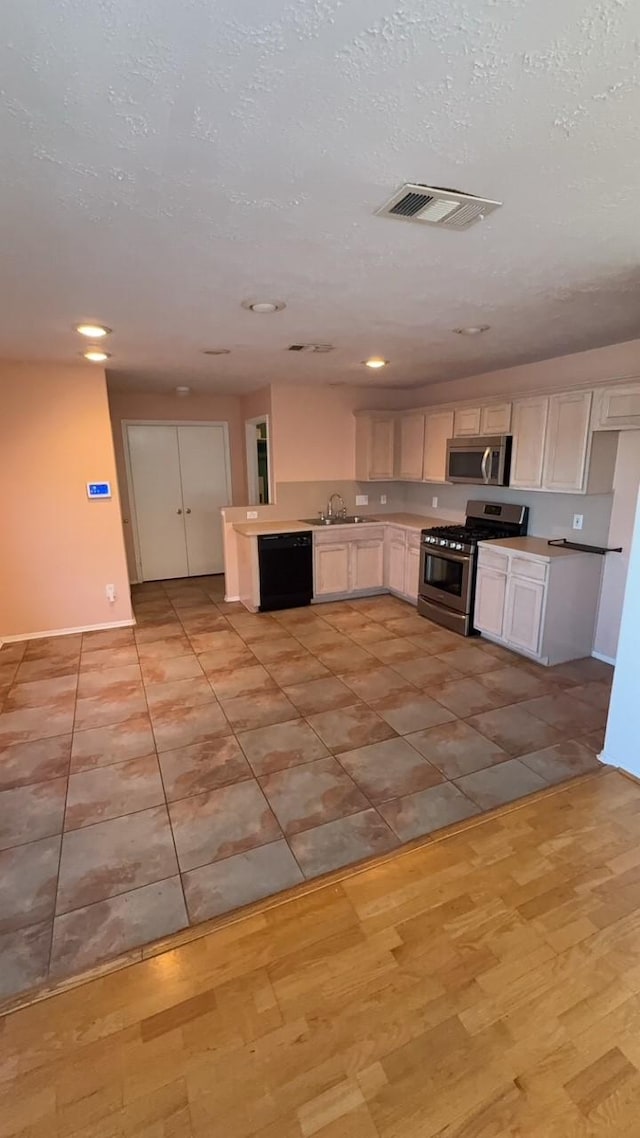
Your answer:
108,389 -> 248,579
241,386 -> 271,422
0,362 -> 132,639
400,336 -> 640,408
269,384 -> 400,483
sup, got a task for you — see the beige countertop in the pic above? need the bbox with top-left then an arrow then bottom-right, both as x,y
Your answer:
233,512 -> 444,537
479,536 -> 597,560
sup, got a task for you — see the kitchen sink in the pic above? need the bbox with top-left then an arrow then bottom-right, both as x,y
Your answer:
298,515 -> 377,526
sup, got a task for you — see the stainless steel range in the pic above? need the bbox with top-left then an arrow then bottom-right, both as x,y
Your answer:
418,500 -> 529,636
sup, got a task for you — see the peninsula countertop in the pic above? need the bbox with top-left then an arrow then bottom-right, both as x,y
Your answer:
232,512 -> 446,537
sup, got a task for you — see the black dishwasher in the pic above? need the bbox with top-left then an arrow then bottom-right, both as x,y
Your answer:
257,532 -> 313,612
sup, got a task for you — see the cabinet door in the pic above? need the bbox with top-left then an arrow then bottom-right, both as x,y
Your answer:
453,407 -> 482,436
473,566 -> 507,639
314,544 -> 350,596
404,544 -> 420,602
423,410 -> 455,482
397,413 -> 425,480
351,540 -> 384,591
480,403 -> 511,435
593,384 -> 640,430
503,577 -> 545,656
542,392 -> 592,492
385,537 -> 407,594
370,417 -> 395,479
510,397 -> 549,488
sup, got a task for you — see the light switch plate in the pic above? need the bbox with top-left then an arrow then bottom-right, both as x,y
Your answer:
572,514 -> 584,530
380,494 -> 387,505
355,494 -> 368,506
247,510 -> 259,520
431,496 -> 438,508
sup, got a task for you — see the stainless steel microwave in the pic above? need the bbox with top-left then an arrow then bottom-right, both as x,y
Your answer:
445,435 -> 512,486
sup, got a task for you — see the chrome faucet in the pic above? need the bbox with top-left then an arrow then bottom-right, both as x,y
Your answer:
327,492 -> 346,520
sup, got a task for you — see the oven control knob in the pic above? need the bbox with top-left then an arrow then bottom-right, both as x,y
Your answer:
455,543 -> 463,550
439,539 -> 446,546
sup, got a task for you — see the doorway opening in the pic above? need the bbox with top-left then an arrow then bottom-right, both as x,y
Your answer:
245,415 -> 273,505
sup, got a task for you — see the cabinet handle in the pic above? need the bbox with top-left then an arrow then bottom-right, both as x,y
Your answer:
185,508 -> 192,514
177,509 -> 183,515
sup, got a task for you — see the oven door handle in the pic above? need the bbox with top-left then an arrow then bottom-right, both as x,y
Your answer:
421,545 -> 471,565
481,446 -> 491,484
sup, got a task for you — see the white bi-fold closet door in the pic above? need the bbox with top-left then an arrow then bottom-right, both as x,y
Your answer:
126,423 -> 231,581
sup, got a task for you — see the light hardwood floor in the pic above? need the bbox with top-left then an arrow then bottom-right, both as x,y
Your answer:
3,767 -> 640,1138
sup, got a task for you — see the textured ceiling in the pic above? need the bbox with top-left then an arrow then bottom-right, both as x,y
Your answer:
1,0 -> 640,394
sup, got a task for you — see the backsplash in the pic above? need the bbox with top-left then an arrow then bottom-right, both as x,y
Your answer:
402,482 -> 614,544
224,478 -> 613,544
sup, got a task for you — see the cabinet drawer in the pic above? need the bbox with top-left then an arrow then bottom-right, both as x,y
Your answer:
511,556 -> 548,582
477,547 -> 510,573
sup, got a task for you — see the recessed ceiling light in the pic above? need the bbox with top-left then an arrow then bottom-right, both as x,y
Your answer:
453,325 -> 490,335
75,323 -> 112,338
201,348 -> 231,355
241,299 -> 286,313
363,358 -> 389,369
176,385 -> 191,397
81,348 -> 111,362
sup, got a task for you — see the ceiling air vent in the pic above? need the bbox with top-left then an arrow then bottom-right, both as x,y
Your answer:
288,343 -> 334,353
375,184 -> 502,230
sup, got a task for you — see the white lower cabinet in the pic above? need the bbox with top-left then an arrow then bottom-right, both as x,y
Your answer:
314,543 -> 351,596
502,576 -> 545,655
313,527 -> 385,598
474,542 -> 603,665
351,538 -> 385,591
385,527 -> 421,602
405,537 -> 421,603
473,565 -> 507,640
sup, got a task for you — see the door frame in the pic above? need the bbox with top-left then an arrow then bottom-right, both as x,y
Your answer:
122,420 -> 233,582
245,414 -> 274,505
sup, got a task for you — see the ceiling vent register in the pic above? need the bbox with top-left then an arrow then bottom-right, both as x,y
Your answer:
288,343 -> 334,353
375,184 -> 502,230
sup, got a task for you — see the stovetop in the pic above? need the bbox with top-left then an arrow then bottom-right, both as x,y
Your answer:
421,501 -> 529,553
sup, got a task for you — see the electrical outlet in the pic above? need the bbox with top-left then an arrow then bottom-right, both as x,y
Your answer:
355,494 -> 368,507
431,496 -> 438,508
105,584 -> 116,603
246,510 -> 259,520
380,494 -> 387,505
572,514 -> 584,531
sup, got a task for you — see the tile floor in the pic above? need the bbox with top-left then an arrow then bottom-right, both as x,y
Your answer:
0,576 -> 610,1003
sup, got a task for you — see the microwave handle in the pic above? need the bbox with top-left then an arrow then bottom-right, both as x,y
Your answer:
481,446 -> 491,484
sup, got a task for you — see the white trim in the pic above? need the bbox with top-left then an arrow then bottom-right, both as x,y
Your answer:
592,650 -> 616,666
122,420 -> 233,583
245,413 -> 274,506
0,619 -> 136,645
224,594 -> 241,603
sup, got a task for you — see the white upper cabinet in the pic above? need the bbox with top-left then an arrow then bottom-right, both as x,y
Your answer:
454,403 -> 511,437
355,413 -> 395,481
397,413 -> 425,480
453,407 -> 482,436
592,383 -> 640,430
510,397 -> 549,489
480,402 -> 511,435
542,392 -> 592,492
423,410 -> 454,482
